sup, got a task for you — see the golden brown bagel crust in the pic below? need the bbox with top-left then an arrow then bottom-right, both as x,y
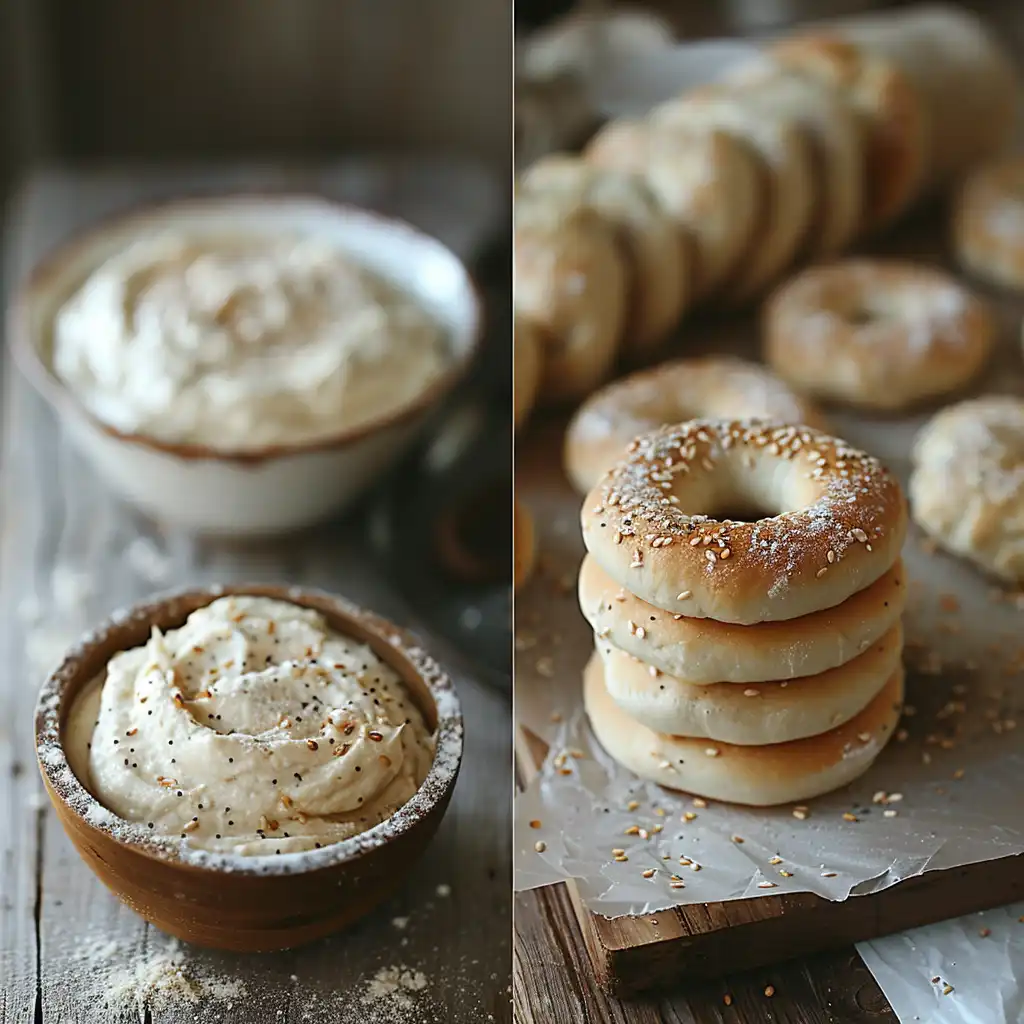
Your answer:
584,654 -> 904,806
578,554 -> 906,683
582,420 -> 907,624
596,622 -> 901,744
763,260 -> 994,412
770,34 -> 928,229
564,356 -> 826,494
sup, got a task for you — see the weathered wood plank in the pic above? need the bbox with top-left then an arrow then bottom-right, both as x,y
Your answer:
1,165 -> 510,1023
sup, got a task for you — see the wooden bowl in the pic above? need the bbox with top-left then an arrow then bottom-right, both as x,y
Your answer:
34,584 -> 463,952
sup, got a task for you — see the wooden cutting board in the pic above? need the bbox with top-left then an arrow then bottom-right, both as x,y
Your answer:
517,721 -> 1024,997
514,404 -> 1024,998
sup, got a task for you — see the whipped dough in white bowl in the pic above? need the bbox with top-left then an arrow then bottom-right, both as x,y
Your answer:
66,595 -> 435,855
12,196 -> 482,534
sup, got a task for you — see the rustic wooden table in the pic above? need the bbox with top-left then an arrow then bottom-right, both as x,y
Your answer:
0,166 -> 511,1024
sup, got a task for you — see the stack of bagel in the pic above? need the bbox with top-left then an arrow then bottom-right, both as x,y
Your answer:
513,4 -> 1017,421
577,419 -> 910,806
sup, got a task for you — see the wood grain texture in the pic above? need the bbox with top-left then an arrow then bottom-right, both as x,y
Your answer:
0,166 -> 510,1023
515,887 -> 899,1024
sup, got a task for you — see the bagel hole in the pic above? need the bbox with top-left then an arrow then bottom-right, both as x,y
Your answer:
709,502 -> 772,525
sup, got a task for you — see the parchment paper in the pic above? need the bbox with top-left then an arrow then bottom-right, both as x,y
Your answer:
513,287 -> 1024,916
857,903 -> 1024,1024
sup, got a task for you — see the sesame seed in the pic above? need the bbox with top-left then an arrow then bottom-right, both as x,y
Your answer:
534,841 -> 547,853
529,819 -> 542,829
744,688 -> 759,697
764,985 -> 775,998
676,591 -> 691,601
705,747 -> 720,757
642,869 -> 656,879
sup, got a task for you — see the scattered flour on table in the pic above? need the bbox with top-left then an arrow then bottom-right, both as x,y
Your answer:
361,965 -> 430,1013
106,948 -> 246,1012
51,936 -> 246,1015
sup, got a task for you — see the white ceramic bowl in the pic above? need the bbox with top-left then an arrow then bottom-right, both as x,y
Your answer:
10,195 -> 483,536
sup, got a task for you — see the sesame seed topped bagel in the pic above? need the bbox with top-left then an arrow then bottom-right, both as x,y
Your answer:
564,356 -> 826,494
583,653 -> 904,806
578,554 -> 906,684
763,260 -> 994,412
581,420 -> 907,624
595,621 -> 902,745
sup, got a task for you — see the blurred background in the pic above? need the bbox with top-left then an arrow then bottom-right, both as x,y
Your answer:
0,0 -> 511,204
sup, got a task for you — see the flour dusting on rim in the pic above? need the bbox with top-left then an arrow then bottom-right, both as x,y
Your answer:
34,583 -> 463,876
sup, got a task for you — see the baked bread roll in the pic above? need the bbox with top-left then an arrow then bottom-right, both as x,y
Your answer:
584,653 -> 904,805
564,355 -> 825,493
828,4 -> 1017,187
910,396 -> 1024,583
595,623 -> 901,744
586,120 -> 762,299
764,260 -> 995,411
721,66 -> 864,255
514,192 -> 627,402
520,155 -> 689,354
578,553 -> 906,684
770,33 -> 928,229
953,157 -> 1024,293
582,420 -> 907,624
650,84 -> 815,300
